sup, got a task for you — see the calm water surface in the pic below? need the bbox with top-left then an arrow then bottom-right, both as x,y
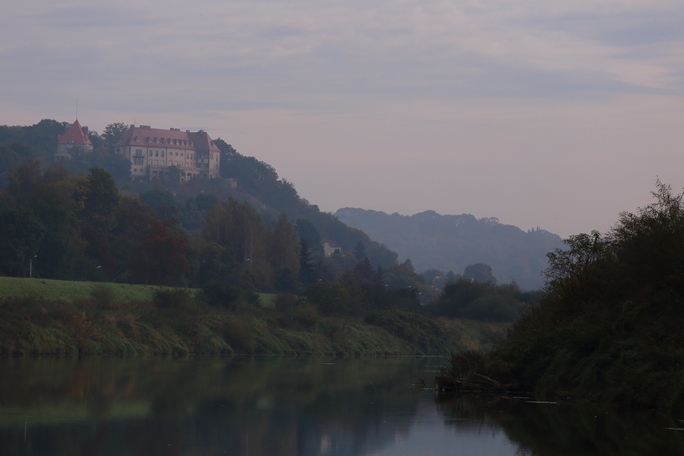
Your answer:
0,356 -> 682,455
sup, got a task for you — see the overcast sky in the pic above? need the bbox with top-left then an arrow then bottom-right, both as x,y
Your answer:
2,0 -> 683,237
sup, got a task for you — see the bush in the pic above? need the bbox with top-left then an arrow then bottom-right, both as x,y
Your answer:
491,182 -> 684,409
365,310 -> 450,354
274,292 -> 299,312
153,289 -> 195,311
304,282 -> 351,316
90,284 -> 117,307
199,282 -> 243,309
278,303 -> 319,330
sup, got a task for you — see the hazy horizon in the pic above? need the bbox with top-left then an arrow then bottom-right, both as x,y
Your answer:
2,0 -> 683,238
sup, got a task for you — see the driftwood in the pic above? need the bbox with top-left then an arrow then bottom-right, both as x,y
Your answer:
434,373 -> 518,394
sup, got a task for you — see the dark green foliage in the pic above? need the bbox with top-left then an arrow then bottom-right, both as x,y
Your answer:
139,187 -> 179,225
365,309 -> 451,354
490,182 -> 684,410
426,278 -> 529,321
0,198 -> 45,276
0,119 -> 69,159
89,284 -> 117,307
130,221 -> 190,286
274,292 -> 299,311
304,282 -> 351,316
274,267 -> 298,292
222,318 -> 256,352
298,239 -> 318,284
153,289 -> 195,311
443,350 -> 487,380
199,281 -> 243,309
102,122 -> 128,149
464,263 -> 496,284
277,302 -> 320,330
295,219 -> 323,256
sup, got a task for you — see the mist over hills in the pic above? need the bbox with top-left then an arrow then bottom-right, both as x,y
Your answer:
2,119 -> 562,291
335,208 -> 564,290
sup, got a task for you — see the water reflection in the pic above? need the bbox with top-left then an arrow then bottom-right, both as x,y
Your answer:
0,357 -> 682,455
0,356 -> 438,456
436,395 -> 684,456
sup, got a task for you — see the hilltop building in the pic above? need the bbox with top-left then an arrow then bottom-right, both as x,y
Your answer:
56,119 -> 93,160
115,124 -> 221,181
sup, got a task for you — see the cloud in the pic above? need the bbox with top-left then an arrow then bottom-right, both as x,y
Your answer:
1,0 -> 684,237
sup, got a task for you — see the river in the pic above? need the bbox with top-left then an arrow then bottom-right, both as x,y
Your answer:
0,356 -> 682,455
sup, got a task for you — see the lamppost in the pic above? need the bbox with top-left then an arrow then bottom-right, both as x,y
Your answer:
29,255 -> 37,278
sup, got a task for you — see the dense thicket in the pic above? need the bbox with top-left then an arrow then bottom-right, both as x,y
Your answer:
425,278 -> 541,322
487,182 -> 684,410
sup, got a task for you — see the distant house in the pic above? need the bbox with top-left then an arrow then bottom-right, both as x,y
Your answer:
323,242 -> 342,257
56,119 -> 93,160
114,124 -> 221,181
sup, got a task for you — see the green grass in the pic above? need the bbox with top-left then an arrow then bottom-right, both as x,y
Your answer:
0,276 -> 501,356
0,277 -> 183,303
0,277 -> 277,307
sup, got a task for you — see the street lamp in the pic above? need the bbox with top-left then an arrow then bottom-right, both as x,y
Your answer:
29,255 -> 37,278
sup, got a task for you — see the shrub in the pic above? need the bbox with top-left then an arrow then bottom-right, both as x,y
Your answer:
90,284 -> 117,307
274,292 -> 299,312
365,310 -> 450,354
278,303 -> 319,330
153,289 -> 195,311
199,281 -> 242,309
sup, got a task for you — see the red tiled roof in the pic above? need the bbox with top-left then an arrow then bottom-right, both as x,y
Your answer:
115,125 -> 220,152
57,119 -> 92,146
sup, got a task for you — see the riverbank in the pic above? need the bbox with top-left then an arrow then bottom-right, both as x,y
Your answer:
0,279 -> 506,356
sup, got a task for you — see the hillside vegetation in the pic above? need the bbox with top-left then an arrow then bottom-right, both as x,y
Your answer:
453,182 -> 684,410
0,280 -> 507,356
335,208 -> 563,290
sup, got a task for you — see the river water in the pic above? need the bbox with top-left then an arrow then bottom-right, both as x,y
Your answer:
0,356 -> 682,455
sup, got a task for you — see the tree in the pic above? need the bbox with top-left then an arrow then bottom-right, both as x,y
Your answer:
269,214 -> 299,273
130,221 -> 190,285
7,158 -> 42,203
463,263 -> 497,284
82,167 -> 119,228
299,239 -> 318,284
295,219 -> 324,256
102,122 -> 128,150
0,199 -> 45,276
140,187 -> 179,225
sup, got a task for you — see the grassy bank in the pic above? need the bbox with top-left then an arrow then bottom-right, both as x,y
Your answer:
0,278 -> 506,356
0,277 -> 174,302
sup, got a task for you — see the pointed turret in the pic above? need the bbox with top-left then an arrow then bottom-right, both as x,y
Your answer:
56,119 -> 93,159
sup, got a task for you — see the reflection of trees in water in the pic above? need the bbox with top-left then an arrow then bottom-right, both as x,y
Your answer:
0,357 -> 440,456
436,395 -> 684,456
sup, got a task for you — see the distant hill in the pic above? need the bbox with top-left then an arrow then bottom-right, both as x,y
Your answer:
335,208 -> 564,290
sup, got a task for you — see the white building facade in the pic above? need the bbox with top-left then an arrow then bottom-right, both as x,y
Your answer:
115,125 -> 221,181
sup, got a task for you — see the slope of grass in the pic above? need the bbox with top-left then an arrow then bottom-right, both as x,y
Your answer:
0,276 -> 504,356
0,277 -> 175,302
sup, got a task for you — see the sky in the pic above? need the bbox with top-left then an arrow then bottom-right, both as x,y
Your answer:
2,0 -> 683,238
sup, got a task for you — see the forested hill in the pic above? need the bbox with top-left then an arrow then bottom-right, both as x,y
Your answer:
335,208 -> 563,290
0,120 -> 398,275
